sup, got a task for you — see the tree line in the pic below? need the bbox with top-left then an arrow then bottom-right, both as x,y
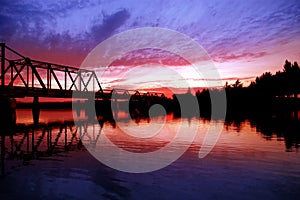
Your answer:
195,60 -> 300,117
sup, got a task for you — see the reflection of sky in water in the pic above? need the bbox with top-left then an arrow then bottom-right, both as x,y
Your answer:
2,109 -> 299,199
16,109 -> 76,124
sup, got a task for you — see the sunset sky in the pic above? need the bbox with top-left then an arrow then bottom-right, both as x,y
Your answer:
1,0 -> 300,94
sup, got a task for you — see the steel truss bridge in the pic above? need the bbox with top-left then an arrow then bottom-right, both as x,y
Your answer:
0,43 -> 165,100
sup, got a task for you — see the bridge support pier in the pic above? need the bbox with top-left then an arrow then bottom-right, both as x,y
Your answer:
32,96 -> 40,125
85,98 -> 95,122
0,97 -> 16,131
0,96 -> 16,177
75,100 -> 81,117
112,97 -> 119,120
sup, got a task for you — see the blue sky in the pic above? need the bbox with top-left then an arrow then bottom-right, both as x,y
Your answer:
1,0 -> 300,90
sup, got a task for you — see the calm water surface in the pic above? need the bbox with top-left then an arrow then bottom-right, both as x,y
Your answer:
0,109 -> 299,200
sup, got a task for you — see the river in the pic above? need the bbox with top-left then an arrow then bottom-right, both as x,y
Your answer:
0,109 -> 299,200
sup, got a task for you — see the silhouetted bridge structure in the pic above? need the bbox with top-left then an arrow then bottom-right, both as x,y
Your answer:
0,44 -> 171,176
0,43 -> 166,100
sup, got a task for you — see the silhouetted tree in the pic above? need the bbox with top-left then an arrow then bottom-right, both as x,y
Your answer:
233,79 -> 243,88
283,60 -> 300,98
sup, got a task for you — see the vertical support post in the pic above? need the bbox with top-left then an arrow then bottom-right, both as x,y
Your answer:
32,66 -> 34,89
10,62 -> 13,86
65,67 -> 67,91
1,43 -> 5,86
47,64 -> 50,90
26,65 -> 29,90
48,64 -> 52,90
93,73 -> 95,92
49,68 -> 51,90
78,71 -> 82,92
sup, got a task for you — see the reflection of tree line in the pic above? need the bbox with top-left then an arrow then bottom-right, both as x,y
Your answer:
225,115 -> 300,152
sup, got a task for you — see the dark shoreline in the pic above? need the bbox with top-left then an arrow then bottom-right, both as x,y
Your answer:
15,97 -> 300,118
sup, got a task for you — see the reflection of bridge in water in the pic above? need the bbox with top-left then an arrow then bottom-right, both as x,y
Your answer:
0,119 -> 115,177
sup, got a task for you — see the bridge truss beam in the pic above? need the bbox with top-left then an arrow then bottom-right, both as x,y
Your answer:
0,43 -> 103,98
